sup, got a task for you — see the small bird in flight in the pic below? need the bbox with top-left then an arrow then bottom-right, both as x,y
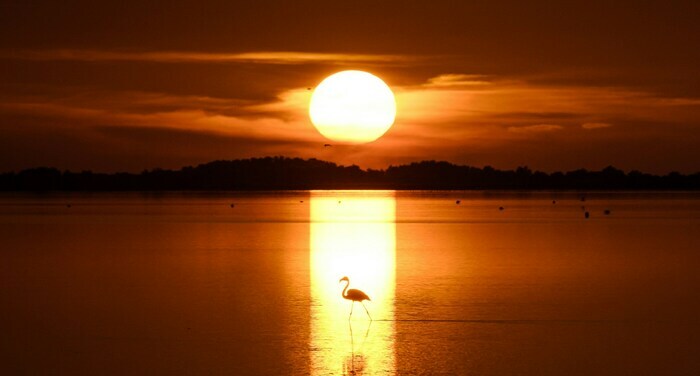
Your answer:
324,143 -> 332,147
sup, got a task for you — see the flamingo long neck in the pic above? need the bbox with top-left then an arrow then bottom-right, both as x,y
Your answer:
342,280 -> 350,298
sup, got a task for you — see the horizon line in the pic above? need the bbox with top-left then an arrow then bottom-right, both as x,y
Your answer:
2,156 -> 698,177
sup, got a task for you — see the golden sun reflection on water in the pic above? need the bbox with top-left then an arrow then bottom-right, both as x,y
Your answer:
310,192 -> 396,375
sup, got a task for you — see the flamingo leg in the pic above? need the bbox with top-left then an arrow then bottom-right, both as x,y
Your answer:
349,301 -> 355,320
361,301 -> 372,321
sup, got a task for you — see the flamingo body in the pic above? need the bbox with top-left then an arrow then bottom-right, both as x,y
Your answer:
344,288 -> 370,302
339,276 -> 372,320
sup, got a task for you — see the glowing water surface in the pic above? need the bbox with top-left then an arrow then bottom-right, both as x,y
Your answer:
2,191 -> 700,375
310,192 -> 395,375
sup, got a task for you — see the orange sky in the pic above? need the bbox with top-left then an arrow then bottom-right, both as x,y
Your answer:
1,1 -> 699,173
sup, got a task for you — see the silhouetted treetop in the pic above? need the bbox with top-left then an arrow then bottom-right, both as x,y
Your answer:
1,156 -> 698,191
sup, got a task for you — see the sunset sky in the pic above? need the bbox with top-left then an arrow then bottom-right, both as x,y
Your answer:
1,1 -> 699,173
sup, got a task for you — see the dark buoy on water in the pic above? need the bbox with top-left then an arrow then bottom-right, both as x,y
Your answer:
604,209 -> 611,215
584,211 -> 590,219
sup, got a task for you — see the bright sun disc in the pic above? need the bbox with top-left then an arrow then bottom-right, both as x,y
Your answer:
309,70 -> 396,144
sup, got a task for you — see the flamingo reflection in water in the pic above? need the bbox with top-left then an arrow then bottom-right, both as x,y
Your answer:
339,276 -> 372,320
345,320 -> 372,375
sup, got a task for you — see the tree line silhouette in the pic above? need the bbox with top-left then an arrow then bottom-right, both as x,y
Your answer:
1,157 -> 698,191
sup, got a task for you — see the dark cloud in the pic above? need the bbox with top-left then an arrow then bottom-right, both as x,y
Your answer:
508,124 -> 564,133
3,1 -> 698,75
0,122 -> 319,172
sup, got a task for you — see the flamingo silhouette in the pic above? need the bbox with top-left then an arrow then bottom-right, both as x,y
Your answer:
339,276 -> 372,320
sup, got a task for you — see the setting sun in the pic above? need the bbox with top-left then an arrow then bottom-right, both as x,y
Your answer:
309,70 -> 396,144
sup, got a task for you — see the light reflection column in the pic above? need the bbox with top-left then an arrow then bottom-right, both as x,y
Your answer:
310,191 -> 396,375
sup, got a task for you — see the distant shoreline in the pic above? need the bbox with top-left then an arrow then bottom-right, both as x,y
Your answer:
2,157 -> 699,191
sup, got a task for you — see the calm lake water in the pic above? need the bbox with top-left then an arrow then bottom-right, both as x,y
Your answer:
1,191 -> 700,375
